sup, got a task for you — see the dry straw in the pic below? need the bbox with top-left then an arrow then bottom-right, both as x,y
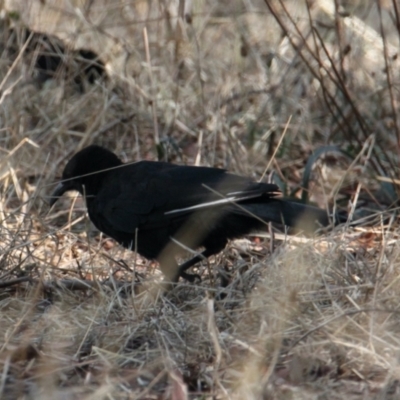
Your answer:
1,0 -> 400,398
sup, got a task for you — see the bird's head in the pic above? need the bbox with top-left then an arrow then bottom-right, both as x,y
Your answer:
50,145 -> 122,206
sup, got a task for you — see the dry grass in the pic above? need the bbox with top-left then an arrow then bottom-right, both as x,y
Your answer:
1,0 -> 400,398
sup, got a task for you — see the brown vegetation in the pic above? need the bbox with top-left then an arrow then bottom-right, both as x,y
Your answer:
1,0 -> 400,398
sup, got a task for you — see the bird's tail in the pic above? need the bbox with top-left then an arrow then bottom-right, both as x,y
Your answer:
240,199 -> 342,233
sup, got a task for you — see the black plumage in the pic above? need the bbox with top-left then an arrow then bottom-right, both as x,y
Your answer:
50,145 -> 334,282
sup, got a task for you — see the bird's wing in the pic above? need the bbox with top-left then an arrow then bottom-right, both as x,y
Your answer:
95,161 -> 280,234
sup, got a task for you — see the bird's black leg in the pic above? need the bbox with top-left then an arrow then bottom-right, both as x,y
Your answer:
178,249 -> 217,282
178,238 -> 229,282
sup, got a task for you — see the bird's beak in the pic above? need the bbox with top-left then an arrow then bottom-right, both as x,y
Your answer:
49,182 -> 68,207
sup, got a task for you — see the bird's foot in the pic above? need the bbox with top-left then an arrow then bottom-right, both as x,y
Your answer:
180,271 -> 201,283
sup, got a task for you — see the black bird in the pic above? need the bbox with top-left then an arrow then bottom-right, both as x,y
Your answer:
50,145 -> 334,283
